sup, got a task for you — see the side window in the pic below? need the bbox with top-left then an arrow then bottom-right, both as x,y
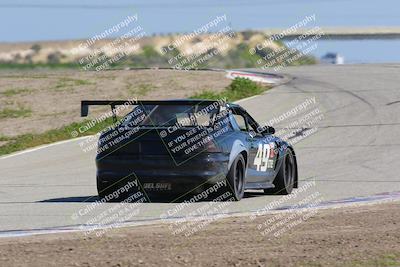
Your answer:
233,114 -> 248,132
244,112 -> 262,136
247,118 -> 261,134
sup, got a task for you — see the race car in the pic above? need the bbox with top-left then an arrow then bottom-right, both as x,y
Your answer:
81,99 -> 298,202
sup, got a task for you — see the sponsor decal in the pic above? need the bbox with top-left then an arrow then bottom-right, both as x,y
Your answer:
143,182 -> 172,191
254,142 -> 276,171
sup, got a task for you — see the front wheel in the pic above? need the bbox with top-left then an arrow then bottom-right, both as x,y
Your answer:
226,154 -> 246,201
264,149 -> 296,195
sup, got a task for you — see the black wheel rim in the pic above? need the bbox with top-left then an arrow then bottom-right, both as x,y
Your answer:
235,160 -> 244,194
284,153 -> 294,188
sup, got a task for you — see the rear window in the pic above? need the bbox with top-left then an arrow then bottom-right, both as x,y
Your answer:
121,103 -> 221,127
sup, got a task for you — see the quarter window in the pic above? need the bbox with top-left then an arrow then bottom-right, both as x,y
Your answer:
233,114 -> 248,131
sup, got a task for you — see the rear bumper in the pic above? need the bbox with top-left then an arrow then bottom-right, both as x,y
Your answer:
96,153 -> 229,193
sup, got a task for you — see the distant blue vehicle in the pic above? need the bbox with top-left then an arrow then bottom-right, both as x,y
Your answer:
321,52 -> 344,64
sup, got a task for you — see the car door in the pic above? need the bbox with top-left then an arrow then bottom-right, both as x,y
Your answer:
230,109 -> 265,183
243,112 -> 279,183
230,111 -> 256,180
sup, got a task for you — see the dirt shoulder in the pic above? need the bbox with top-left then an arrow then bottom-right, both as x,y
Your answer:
0,201 -> 399,267
0,69 -> 229,138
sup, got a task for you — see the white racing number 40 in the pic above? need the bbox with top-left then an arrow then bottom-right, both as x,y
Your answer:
253,143 -> 276,172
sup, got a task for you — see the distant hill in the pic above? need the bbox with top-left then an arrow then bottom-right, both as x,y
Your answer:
0,31 -> 316,69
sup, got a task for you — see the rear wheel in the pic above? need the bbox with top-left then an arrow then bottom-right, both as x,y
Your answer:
264,149 -> 295,195
226,154 -> 246,201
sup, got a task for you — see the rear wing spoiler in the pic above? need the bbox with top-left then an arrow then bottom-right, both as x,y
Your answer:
81,100 -> 136,118
81,99 -> 225,121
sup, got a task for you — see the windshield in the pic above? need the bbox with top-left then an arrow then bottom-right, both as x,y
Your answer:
120,103 -> 221,127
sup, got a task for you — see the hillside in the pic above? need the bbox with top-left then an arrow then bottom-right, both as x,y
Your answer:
0,31 -> 316,69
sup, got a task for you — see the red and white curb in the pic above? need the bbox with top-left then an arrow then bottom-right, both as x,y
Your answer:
226,70 -> 284,84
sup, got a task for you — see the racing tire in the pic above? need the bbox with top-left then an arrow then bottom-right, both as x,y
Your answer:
264,149 -> 296,195
226,154 -> 246,201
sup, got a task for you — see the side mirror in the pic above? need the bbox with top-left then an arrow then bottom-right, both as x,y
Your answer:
261,126 -> 275,135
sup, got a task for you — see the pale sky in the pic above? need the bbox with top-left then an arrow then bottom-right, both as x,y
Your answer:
1,0 -> 399,42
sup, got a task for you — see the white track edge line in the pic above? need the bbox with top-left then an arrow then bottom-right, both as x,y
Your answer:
0,196 -> 398,238
0,136 -> 92,160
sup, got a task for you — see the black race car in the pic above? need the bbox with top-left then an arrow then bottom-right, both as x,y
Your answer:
81,99 -> 298,201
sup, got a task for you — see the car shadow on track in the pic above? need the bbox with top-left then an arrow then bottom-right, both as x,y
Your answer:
244,191 -> 269,198
38,196 -> 100,203
38,191 -> 267,203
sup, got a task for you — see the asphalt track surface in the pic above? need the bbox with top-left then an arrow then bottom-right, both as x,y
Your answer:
1,64 -> 400,235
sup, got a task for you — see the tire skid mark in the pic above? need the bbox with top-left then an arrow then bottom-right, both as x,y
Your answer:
387,100 -> 400,106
